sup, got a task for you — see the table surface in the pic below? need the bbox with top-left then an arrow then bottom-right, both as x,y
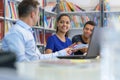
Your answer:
0,59 -> 101,80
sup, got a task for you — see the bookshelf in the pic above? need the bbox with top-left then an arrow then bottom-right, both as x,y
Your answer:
43,0 -> 101,40
0,17 -> 4,19
0,0 -> 4,42
0,0 -> 46,53
60,11 -> 100,15
53,0 -> 100,39
1,0 -> 120,52
0,0 -> 56,53
41,0 -> 57,52
44,0 -> 120,40
0,0 -> 103,49
54,0 -> 120,38
103,0 -> 120,28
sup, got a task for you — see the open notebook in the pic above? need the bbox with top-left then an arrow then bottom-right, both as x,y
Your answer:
57,27 -> 101,59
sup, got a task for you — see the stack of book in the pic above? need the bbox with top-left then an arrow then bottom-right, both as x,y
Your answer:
0,0 -> 4,40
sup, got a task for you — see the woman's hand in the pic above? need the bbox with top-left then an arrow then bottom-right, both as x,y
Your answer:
65,47 -> 72,55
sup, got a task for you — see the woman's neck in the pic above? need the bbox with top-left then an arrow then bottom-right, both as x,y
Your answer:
56,32 -> 66,42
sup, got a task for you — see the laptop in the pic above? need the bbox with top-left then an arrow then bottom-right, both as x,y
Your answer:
57,27 -> 101,59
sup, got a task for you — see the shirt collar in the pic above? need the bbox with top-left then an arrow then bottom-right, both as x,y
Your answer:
16,20 -> 33,32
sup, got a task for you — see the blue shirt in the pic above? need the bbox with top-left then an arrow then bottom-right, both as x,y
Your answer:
46,35 -> 72,52
2,20 -> 67,62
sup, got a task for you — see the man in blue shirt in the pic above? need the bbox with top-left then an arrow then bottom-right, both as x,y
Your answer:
2,0 -> 72,62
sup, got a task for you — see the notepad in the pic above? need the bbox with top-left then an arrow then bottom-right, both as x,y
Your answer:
72,44 -> 88,50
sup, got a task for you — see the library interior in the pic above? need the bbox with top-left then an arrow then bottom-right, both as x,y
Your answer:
0,0 -> 120,80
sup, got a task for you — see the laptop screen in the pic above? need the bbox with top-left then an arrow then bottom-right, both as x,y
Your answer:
86,27 -> 101,57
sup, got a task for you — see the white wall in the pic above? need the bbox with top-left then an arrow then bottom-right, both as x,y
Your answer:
66,0 -> 120,11
46,0 -> 99,10
46,0 -> 120,11
109,0 -> 120,11
66,0 -> 99,10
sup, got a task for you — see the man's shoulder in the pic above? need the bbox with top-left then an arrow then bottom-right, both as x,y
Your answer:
72,34 -> 82,43
4,24 -> 28,39
73,34 -> 82,39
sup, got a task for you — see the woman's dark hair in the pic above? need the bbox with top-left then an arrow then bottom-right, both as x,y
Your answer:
18,0 -> 40,17
84,21 -> 96,28
56,14 -> 71,37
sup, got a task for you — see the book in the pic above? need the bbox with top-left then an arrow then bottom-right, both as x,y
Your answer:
59,1 -> 65,11
4,21 -> 13,34
104,0 -> 110,11
67,1 -> 75,11
33,29 -> 44,45
6,0 -> 11,18
47,16 -> 56,29
66,1 -> 71,12
44,1 -> 56,11
39,30 -> 44,44
38,0 -> 44,7
0,20 -> 4,40
72,43 -> 88,50
74,4 -> 85,11
0,0 -> 4,16
0,0 -> 4,40
7,0 -> 12,18
45,31 -> 53,43
44,15 -> 48,28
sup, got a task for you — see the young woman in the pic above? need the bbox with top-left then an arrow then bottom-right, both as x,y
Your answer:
45,14 -> 72,54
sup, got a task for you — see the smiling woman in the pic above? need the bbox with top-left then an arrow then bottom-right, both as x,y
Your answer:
45,14 -> 72,54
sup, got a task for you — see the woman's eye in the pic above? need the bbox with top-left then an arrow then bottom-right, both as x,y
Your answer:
66,21 -> 70,24
60,21 -> 63,23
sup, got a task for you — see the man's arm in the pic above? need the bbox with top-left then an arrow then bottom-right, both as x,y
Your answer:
2,33 -> 29,62
40,48 -> 72,59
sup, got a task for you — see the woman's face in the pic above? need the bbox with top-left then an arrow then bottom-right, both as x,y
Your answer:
57,16 -> 71,33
